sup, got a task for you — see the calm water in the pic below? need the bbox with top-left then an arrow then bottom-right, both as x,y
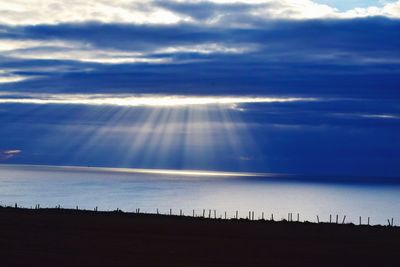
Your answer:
0,164 -> 399,226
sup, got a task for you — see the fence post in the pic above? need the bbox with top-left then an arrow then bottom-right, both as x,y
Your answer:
262,212 -> 265,220
336,215 -> 338,224
225,211 -> 227,219
297,213 -> 300,222
193,209 -> 195,217
236,210 -> 238,219
317,215 -> 320,223
203,209 -> 205,217
359,216 -> 362,225
170,208 -> 172,216
342,215 -> 346,224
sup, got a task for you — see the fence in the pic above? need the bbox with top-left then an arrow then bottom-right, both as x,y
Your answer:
1,202 -> 397,227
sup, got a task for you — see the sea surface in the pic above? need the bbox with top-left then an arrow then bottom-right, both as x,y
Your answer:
0,164 -> 399,226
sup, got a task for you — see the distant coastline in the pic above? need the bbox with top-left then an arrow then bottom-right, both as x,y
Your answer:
1,163 -> 400,184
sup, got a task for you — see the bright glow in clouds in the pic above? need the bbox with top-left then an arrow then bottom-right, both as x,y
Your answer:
0,70 -> 31,84
0,38 -> 252,65
0,75 -> 28,84
360,114 -> 400,120
156,43 -> 257,55
0,38 -> 167,64
0,92 -> 317,107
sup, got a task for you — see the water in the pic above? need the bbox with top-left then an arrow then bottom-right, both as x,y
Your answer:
0,164 -> 399,226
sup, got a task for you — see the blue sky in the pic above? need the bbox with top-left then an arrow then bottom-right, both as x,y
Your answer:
316,0 -> 390,10
0,0 -> 400,177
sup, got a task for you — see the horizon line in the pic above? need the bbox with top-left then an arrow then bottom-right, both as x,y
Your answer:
0,163 -> 273,177
1,164 -> 400,183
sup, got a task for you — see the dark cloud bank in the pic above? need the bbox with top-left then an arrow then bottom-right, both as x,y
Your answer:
1,18 -> 399,96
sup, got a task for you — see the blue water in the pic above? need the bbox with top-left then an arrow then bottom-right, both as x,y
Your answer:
0,164 -> 399,226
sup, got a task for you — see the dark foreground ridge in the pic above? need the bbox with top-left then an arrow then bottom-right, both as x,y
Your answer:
0,207 -> 399,266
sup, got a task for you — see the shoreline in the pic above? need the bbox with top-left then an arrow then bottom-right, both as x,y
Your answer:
1,205 -> 397,228
1,206 -> 399,266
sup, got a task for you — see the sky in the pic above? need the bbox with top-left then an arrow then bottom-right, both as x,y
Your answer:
0,0 -> 400,177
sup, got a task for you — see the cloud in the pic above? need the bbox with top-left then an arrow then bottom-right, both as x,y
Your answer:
0,38 -> 170,64
359,113 -> 400,119
155,43 -> 257,55
0,92 -> 317,107
0,149 -> 21,160
0,0 -> 191,26
166,0 -> 400,21
0,70 -> 30,84
342,1 -> 400,18
0,0 -> 400,29
2,18 -> 398,61
0,37 -> 254,65
0,18 -> 399,99
0,1 -> 399,177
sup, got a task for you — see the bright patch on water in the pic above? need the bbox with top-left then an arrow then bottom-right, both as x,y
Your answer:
1,165 -> 399,226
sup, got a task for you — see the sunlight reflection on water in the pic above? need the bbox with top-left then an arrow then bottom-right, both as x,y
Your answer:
0,164 -> 399,226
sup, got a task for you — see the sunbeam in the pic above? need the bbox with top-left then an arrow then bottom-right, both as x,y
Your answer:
0,93 -> 315,171
0,92 -> 321,172
3,96 -> 283,172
